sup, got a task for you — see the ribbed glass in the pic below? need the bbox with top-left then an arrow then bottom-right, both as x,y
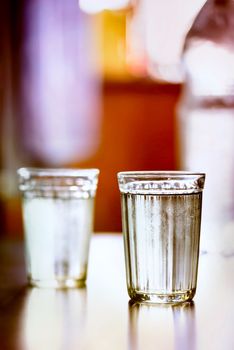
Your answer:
18,168 -> 99,288
118,171 -> 205,304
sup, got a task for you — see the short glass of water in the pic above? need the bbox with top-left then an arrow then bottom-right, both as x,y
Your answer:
18,168 -> 99,288
118,171 -> 205,304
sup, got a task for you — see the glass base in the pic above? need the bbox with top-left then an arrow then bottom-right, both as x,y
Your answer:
28,277 -> 86,289
128,288 -> 196,304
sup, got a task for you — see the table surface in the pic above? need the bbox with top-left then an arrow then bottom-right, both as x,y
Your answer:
0,234 -> 234,350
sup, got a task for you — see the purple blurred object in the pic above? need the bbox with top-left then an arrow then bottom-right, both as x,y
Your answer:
20,0 -> 101,165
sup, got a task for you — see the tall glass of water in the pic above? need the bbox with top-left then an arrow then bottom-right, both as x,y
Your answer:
18,168 -> 99,288
118,171 -> 205,304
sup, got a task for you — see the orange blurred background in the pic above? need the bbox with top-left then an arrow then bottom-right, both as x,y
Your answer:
0,0 -> 188,236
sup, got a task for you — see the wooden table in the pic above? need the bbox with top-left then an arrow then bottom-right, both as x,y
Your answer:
0,234 -> 234,350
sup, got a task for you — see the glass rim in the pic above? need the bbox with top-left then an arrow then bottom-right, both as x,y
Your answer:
117,171 -> 205,194
17,167 -> 100,179
17,167 -> 100,194
117,170 -> 205,178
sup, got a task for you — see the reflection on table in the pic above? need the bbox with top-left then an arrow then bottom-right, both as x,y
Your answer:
0,234 -> 234,350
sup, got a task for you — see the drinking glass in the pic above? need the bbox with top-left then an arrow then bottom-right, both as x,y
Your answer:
18,168 -> 99,288
118,171 -> 205,304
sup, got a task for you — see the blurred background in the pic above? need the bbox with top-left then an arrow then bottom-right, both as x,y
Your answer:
1,0 -> 233,247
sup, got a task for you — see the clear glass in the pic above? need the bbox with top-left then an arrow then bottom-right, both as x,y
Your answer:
118,171 -> 205,304
18,168 -> 99,288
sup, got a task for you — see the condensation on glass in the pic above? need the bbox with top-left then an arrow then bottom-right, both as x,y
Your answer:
118,171 -> 205,304
18,168 -> 99,288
